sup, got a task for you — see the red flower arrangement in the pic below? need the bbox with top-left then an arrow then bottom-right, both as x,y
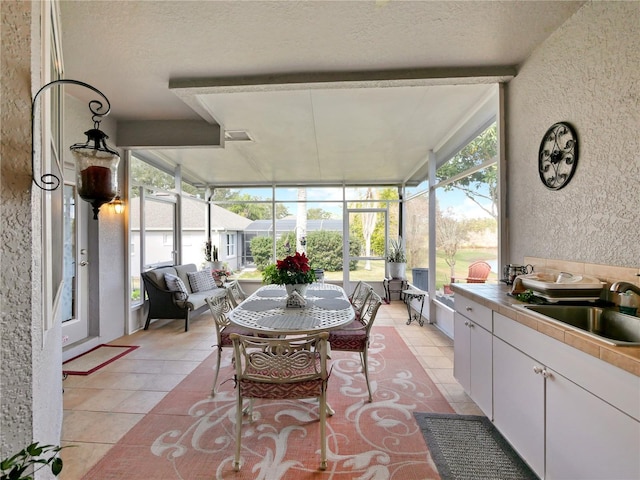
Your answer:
262,252 -> 316,285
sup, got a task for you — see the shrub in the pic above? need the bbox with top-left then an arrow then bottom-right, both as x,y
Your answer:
252,231 -> 360,272
250,236 -> 273,270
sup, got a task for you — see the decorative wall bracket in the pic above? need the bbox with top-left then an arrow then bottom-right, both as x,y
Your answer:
31,79 -> 120,219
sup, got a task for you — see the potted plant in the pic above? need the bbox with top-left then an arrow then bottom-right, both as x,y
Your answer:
262,252 -> 316,296
212,263 -> 232,287
1,442 -> 65,480
386,237 -> 407,279
203,240 -> 213,269
211,245 -> 224,270
205,240 -> 223,270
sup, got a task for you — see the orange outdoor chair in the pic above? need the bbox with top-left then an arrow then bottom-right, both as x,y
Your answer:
464,261 -> 492,283
453,261 -> 492,284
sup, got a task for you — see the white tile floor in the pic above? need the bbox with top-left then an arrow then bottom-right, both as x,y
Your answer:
60,300 -> 481,479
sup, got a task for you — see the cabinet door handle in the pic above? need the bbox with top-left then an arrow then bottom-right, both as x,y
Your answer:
465,306 -> 473,312
532,366 -> 552,378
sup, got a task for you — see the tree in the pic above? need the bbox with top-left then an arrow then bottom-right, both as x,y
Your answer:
370,187 -> 399,255
405,192 -> 429,267
307,208 -> 333,220
360,188 -> 377,270
212,189 -> 289,220
296,188 -> 307,253
131,158 -> 199,196
436,208 -> 468,281
436,123 -> 498,219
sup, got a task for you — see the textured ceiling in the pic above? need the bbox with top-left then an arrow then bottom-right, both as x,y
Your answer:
59,0 -> 584,186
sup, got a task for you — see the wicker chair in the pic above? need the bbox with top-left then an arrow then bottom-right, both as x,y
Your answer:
328,291 -> 382,402
205,291 -> 255,397
230,332 -> 331,471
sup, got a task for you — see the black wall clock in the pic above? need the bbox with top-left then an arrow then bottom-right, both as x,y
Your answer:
538,122 -> 579,190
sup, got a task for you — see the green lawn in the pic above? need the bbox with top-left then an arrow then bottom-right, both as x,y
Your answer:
235,248 -> 497,289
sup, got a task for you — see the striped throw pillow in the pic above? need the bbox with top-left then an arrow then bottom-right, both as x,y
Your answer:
187,269 -> 217,293
164,273 -> 188,301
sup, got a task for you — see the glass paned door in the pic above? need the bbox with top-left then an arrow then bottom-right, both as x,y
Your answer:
346,208 -> 388,293
61,184 -> 89,344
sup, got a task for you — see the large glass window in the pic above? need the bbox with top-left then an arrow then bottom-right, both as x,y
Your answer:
434,123 -> 498,306
212,187 -> 274,279
130,156 -> 180,304
181,195 -> 207,268
405,187 -> 429,288
143,196 -> 176,268
226,233 -> 236,257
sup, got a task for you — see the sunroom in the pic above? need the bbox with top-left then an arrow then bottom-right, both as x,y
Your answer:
119,84 -> 501,344
4,1 -> 638,477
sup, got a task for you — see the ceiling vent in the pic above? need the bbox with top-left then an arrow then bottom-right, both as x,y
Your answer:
224,130 -> 253,142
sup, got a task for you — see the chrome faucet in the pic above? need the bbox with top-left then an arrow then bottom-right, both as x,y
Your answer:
610,281 -> 640,296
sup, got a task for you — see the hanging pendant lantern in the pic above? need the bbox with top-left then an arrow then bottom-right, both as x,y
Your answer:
71,126 -> 120,219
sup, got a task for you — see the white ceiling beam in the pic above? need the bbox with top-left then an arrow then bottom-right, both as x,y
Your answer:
169,66 -> 517,95
116,120 -> 222,148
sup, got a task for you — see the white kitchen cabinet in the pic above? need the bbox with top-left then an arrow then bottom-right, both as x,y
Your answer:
493,312 -> 640,480
546,367 -> 640,480
493,337 -> 545,477
453,296 -> 493,417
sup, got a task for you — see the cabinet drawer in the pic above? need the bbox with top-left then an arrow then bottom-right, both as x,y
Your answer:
454,296 -> 492,331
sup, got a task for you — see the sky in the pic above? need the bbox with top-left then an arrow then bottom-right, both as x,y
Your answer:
219,185 -> 493,221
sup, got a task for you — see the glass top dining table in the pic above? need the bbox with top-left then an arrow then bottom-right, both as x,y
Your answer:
228,283 -> 355,335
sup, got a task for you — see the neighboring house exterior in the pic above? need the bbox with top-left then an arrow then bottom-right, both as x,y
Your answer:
130,197 -> 252,281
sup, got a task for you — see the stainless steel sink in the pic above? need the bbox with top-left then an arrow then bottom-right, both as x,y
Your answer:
519,305 -> 640,346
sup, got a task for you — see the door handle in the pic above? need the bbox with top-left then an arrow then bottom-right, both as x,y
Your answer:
79,261 -> 89,267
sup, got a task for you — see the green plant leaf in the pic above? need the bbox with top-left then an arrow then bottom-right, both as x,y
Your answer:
25,444 -> 42,457
51,458 -> 63,475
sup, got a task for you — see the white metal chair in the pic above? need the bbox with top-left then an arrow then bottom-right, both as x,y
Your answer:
224,279 -> 248,308
230,331 -> 331,471
205,291 -> 255,396
350,281 -> 373,319
328,291 -> 382,402
348,281 -> 363,303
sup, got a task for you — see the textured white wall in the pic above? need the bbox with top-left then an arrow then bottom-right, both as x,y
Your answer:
0,0 -> 63,457
506,1 -> 639,267
1,0 -> 36,453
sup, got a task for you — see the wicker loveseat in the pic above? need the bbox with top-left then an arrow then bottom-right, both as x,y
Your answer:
141,264 -> 225,331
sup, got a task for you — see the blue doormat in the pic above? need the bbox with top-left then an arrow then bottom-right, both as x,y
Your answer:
414,412 -> 539,480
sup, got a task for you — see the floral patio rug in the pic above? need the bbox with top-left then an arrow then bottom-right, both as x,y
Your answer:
82,327 -> 453,479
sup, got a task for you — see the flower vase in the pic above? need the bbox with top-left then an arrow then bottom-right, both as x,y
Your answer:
285,284 -> 309,297
211,261 -> 223,270
387,262 -> 406,279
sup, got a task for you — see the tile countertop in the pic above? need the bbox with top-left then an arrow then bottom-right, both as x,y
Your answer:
450,283 -> 640,377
